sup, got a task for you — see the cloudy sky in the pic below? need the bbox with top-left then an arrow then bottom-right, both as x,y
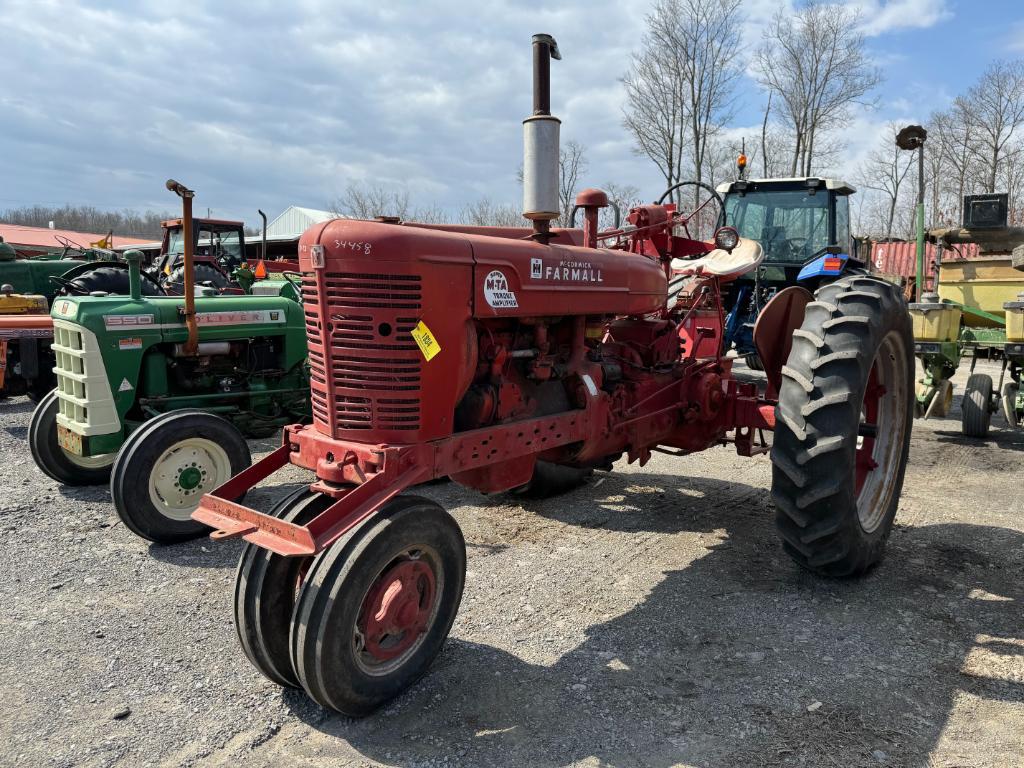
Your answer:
1,0 -> 1021,230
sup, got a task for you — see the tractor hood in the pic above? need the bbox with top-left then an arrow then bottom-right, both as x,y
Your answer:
52,293 -> 302,344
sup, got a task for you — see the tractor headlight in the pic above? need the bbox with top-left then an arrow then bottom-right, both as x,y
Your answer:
714,226 -> 739,252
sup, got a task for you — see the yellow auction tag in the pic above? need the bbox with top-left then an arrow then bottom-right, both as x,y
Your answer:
411,320 -> 441,361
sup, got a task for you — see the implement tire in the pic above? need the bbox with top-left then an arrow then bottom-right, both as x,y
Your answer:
962,373 -> 993,437
771,275 -> 914,577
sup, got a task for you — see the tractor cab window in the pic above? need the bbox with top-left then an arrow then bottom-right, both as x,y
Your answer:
166,224 -> 243,269
196,226 -> 243,268
835,194 -> 851,252
725,189 -> 831,264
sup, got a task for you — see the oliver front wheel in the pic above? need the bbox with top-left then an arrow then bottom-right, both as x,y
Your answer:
111,409 -> 251,544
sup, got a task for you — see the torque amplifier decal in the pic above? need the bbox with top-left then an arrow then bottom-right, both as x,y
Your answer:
483,270 -> 518,309
411,320 -> 441,362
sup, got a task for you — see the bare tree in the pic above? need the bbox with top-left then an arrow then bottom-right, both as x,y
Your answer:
330,182 -> 411,220
558,140 -> 589,226
754,0 -> 881,176
855,124 -> 916,239
599,181 -> 642,230
329,182 -> 452,223
0,204 -> 174,239
760,93 -> 772,177
961,60 -> 1024,194
459,198 -> 523,228
622,0 -> 744,207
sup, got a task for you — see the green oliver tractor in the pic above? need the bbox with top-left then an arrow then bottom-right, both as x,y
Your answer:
29,183 -> 312,544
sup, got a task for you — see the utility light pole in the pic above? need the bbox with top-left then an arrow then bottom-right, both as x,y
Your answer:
896,125 -> 928,300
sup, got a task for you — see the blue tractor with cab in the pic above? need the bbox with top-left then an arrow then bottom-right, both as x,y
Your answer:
717,176 -> 861,368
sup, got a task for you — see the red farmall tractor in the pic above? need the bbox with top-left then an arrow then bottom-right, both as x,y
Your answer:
191,35 -> 914,715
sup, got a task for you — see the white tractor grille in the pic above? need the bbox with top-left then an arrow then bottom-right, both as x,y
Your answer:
52,319 -> 120,436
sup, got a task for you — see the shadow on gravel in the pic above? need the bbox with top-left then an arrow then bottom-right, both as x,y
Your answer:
281,471 -> 1024,766
933,428 -> 1024,453
147,537 -> 245,569
146,481 -> 311,569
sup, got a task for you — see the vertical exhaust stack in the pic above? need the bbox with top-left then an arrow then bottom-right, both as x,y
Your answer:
523,34 -> 561,241
165,179 -> 199,357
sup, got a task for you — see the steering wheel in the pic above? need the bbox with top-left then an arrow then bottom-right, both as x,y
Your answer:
282,270 -> 304,293
656,180 -> 726,226
785,237 -> 811,258
54,234 -> 84,251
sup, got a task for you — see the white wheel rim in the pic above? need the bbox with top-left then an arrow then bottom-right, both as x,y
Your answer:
147,438 -> 232,521
61,448 -> 116,470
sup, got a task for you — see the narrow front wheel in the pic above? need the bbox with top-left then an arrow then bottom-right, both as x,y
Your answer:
291,495 -> 466,716
235,489 -> 335,687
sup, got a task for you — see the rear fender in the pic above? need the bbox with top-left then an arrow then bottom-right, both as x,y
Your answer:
753,286 -> 812,394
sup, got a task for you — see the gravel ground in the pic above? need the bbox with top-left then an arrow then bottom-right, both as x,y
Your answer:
2,359 -> 1023,768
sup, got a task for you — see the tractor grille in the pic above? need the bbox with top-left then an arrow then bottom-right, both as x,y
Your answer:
51,319 -> 120,435
303,273 -> 423,436
53,323 -> 90,425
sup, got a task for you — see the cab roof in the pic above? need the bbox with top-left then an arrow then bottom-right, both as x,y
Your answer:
161,218 -> 244,229
716,178 -> 856,196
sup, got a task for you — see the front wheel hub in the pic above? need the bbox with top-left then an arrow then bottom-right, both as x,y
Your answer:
358,556 -> 436,664
149,438 -> 232,521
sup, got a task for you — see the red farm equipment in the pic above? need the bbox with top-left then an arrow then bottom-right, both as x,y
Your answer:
190,35 -> 914,716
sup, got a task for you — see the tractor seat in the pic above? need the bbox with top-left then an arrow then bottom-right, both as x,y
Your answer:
671,237 -> 764,280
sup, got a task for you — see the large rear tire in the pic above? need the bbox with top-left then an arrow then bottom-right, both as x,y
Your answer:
162,263 -> 230,295
111,410 -> 251,544
511,461 -> 592,499
235,489 -> 335,688
28,389 -> 116,485
60,265 -> 163,296
291,495 -> 466,716
962,373 -> 993,437
771,275 -> 914,577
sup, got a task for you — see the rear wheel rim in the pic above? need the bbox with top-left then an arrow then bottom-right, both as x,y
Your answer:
855,331 -> 908,533
148,438 -> 232,521
353,547 -> 441,676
